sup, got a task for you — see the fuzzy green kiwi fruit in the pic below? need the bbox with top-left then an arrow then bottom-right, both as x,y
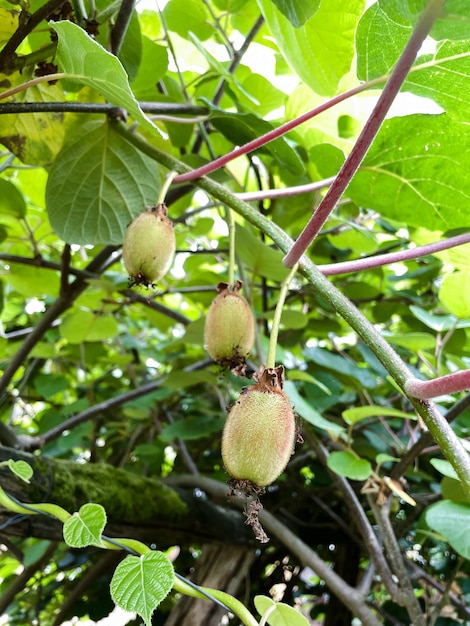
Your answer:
221,365 -> 296,488
123,203 -> 175,286
204,281 -> 255,367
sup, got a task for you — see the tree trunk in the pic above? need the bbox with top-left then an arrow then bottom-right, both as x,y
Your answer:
165,544 -> 256,626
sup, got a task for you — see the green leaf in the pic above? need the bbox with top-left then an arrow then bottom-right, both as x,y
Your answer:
327,451 -> 372,480
0,75 -> 65,165
110,551 -> 174,626
207,105 -> 304,175
255,595 -> 310,625
269,0 -> 319,28
409,305 -> 470,332
348,114 -> 470,232
34,374 -> 69,399
356,3 -> 412,80
284,380 -> 345,437
406,40 -> 470,120
7,264 -> 60,298
163,0 -> 212,40
161,416 -> 225,442
430,458 -> 459,480
63,503 -> 107,548
342,406 -> 413,425
131,37 -> 168,100
256,0 -> 365,95
50,21 -> 165,139
235,225 -> 290,282
426,501 -> 470,559
8,460 -> 33,483
60,309 -> 119,343
381,331 -> 437,351
0,179 -> 26,217
439,272 -> 470,318
303,346 -> 377,389
46,120 -> 158,244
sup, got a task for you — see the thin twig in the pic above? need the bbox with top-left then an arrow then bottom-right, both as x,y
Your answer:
110,0 -> 135,56
0,0 -> 68,72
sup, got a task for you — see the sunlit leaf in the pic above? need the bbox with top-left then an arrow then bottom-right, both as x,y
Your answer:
111,552 -> 174,626
51,21 -> 166,139
8,460 -> 33,483
255,595 -> 310,625
63,503 -> 107,548
257,0 -> 365,95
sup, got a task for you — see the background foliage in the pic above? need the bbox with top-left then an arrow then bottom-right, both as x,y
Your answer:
1,0 -> 470,624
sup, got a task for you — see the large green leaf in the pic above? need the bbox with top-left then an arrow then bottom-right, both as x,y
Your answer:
379,0 -> 470,40
162,0 -> 213,40
46,120 -> 158,244
426,500 -> 470,559
348,114 -> 470,232
111,552 -> 174,626
406,40 -> 470,121
256,0 -> 366,95
51,21 -> 165,139
356,3 -> 411,80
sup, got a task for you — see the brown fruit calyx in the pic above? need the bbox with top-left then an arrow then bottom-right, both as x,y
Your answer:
122,203 -> 175,287
222,364 -> 296,489
204,280 -> 255,369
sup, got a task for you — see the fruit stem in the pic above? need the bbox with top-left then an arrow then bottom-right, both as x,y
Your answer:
157,170 -> 178,205
227,207 -> 236,285
266,263 -> 298,369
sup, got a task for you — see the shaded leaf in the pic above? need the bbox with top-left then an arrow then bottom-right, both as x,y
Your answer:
426,500 -> 470,559
269,0 -> 319,28
46,120 -> 158,244
208,105 -> 304,175
327,451 -> 372,480
235,225 -> 290,282
284,380 -> 345,437
161,416 -> 225,442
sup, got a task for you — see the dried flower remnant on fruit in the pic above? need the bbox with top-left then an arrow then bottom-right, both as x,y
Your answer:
204,280 -> 255,369
123,203 -> 175,288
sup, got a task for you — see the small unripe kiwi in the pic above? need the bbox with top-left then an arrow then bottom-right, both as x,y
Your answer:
123,203 -> 175,287
204,281 -> 255,367
222,365 -> 296,487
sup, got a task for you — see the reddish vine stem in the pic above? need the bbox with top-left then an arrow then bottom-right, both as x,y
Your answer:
319,232 -> 470,276
172,80 -> 382,184
283,0 -> 446,267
